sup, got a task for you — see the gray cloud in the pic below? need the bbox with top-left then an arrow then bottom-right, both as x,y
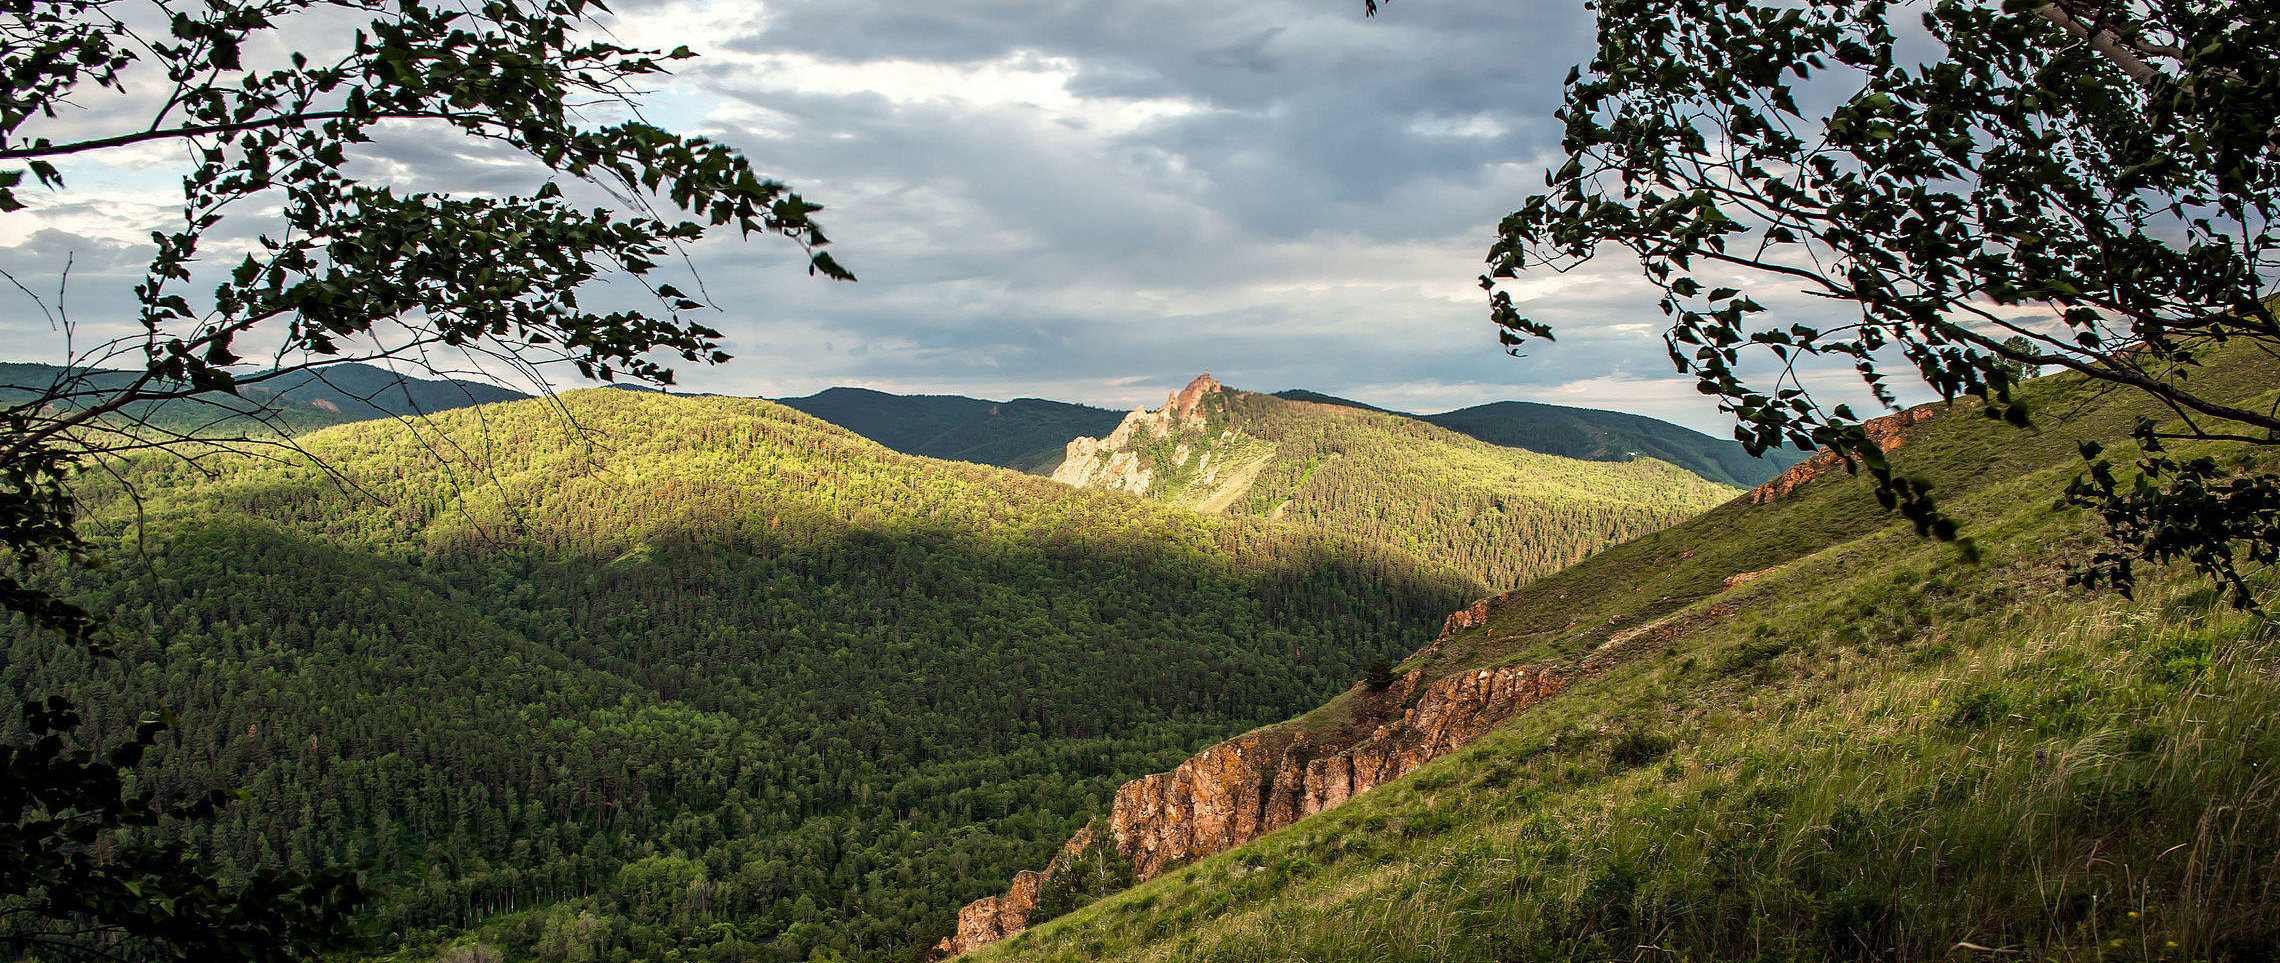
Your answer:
3,0 -> 1897,437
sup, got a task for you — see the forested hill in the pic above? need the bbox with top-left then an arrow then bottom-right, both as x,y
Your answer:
959,349 -> 2280,963
770,384 -> 1797,488
3,389 -> 1481,962
1268,389 -> 1806,487
775,386 -> 1124,473
1054,377 -> 1738,591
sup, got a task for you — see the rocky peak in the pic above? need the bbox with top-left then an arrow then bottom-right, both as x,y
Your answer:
1048,374 -> 1224,494
1168,372 -> 1221,421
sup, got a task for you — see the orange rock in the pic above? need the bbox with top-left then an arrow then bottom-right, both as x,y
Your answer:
935,660 -> 1567,957
1722,568 -> 1772,589
1747,405 -> 1942,504
931,827 -> 1096,957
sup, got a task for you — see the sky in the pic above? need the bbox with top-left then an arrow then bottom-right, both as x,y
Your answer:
0,0 -> 1892,436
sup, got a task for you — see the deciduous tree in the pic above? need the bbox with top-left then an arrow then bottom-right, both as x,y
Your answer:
0,0 -> 847,956
1391,0 -> 2279,598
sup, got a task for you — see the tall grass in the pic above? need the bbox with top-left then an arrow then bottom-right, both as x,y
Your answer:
971,475 -> 2280,963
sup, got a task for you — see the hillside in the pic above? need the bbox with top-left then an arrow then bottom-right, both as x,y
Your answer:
1,390 -> 1483,961
1267,390 -> 1804,487
1052,375 -> 1738,591
776,387 -> 1124,473
950,351 -> 2280,960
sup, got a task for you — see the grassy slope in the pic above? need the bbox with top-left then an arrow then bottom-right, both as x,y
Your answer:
1225,391 -> 1739,591
971,351 -> 2280,962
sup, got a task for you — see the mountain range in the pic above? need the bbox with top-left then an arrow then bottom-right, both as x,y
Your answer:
7,352 -> 2275,961
4,367 -> 1764,960
5,360 -> 1801,490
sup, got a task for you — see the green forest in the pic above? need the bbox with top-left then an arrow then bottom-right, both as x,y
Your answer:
2,392 -> 1489,961
12,0 -> 2268,959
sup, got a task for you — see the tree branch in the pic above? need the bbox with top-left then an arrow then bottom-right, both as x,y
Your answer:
1,109 -> 476,160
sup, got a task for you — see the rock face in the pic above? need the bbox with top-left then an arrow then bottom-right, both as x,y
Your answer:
1049,374 -> 1222,495
935,827 -> 1095,957
1439,595 -> 1504,637
1747,405 -> 1942,504
933,657 -> 1567,956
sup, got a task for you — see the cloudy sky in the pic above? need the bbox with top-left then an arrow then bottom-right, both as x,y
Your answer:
2,0 -> 1885,435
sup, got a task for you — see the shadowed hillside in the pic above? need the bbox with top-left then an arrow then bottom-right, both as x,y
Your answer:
776,386 -> 1124,473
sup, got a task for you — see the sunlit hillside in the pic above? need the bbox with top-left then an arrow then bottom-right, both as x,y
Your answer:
962,348 -> 2280,962
1052,377 -> 1740,592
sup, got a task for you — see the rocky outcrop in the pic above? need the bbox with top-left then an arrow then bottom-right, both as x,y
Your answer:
1747,405 -> 1943,504
934,661 -> 1567,956
1049,374 -> 1223,495
1439,594 -> 1507,637
1722,567 -> 1775,590
1168,372 -> 1220,420
934,828 -> 1095,957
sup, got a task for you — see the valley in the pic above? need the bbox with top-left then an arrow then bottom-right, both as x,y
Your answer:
2,382 -> 1755,961
9,355 -> 2274,963
8,2 -> 2276,961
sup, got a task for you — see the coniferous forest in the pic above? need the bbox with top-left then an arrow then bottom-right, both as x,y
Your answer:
3,391 -> 1490,960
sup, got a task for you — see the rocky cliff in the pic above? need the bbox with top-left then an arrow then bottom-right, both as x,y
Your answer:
933,630 -> 1568,956
1049,374 -> 1222,495
938,827 -> 1097,955
1748,405 -> 1943,503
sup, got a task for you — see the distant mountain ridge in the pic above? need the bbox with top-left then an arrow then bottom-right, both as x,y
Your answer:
249,362 -> 529,418
0,360 -> 530,435
774,386 -> 1124,474
1272,390 -> 1806,487
776,383 -> 1799,489
5,358 -> 1798,487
